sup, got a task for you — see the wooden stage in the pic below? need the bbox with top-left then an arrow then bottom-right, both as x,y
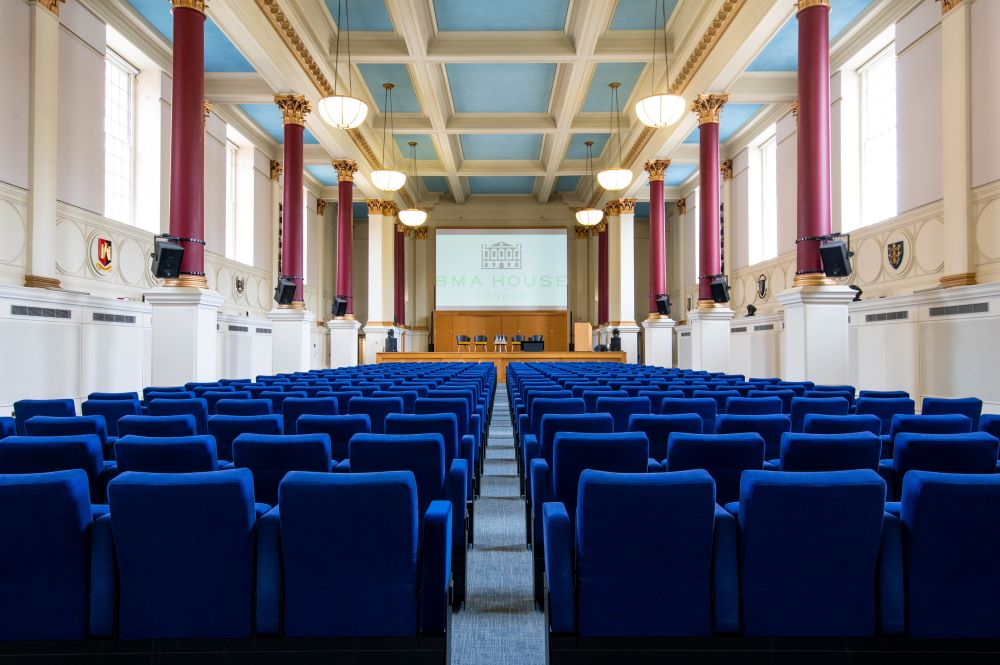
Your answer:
375,351 -> 626,381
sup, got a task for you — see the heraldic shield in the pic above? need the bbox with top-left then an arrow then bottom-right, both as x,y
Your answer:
887,240 -> 904,271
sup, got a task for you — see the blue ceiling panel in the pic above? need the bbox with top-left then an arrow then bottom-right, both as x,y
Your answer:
581,62 -> 647,113
683,103 -> 763,144
634,201 -> 651,218
240,104 -> 320,144
356,64 -> 421,113
422,176 -> 449,193
392,134 -> 437,160
460,134 -> 543,160
609,0 -> 678,30
306,165 -> 338,186
556,176 -> 581,192
748,0 -> 874,71
324,0 -> 394,31
126,0 -> 254,72
433,0 -> 569,31
665,163 -> 697,187
565,133 -> 611,160
446,64 -> 557,113
468,176 -> 536,195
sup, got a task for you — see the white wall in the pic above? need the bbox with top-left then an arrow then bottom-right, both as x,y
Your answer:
775,111 -> 797,256
0,1 -> 30,191
971,0 -> 1000,188
204,112 -> 227,255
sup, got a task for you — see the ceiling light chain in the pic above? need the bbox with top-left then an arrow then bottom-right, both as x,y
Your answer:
399,141 -> 427,227
371,83 -> 406,192
575,140 -> 603,226
318,0 -> 368,129
597,82 -> 633,191
635,0 -> 685,128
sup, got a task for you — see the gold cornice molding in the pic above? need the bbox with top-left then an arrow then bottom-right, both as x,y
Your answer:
721,159 -> 733,181
269,160 -> 282,181
939,272 -> 977,287
170,0 -> 206,13
37,0 -> 66,15
203,100 -> 213,117
796,0 -> 830,12
332,159 -> 358,182
677,197 -> 687,215
366,199 -> 384,214
316,199 -> 327,216
603,200 -> 622,217
24,274 -> 60,289
414,226 -> 429,240
691,93 -> 729,125
274,94 -> 311,126
380,201 -> 399,217
619,199 -> 637,215
644,159 -> 671,182
791,99 -> 800,120
939,0 -> 964,15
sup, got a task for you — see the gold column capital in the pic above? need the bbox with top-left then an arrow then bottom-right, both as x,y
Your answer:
691,93 -> 729,125
269,160 -> 282,181
791,99 -> 800,120
381,201 -> 399,217
366,199 -> 384,214
677,197 -> 687,215
721,159 -> 733,181
644,159 -> 671,182
940,0 -> 964,15
332,159 -> 358,182
274,94 -> 311,126
203,100 -> 213,117
36,0 -> 66,15
619,198 -> 637,215
596,221 -> 608,233
316,199 -> 327,216
414,226 -> 429,240
603,200 -> 622,217
574,226 -> 591,239
796,0 -> 830,12
170,0 -> 207,14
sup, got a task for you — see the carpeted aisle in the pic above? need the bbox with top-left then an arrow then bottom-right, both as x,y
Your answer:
451,385 -> 545,665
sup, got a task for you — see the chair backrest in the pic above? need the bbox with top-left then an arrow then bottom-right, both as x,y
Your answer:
201,391 -> 250,414
414,398 -> 470,435
88,391 -> 139,401
348,396 -> 405,434
148,398 -> 210,435
660,398 -> 718,434
372,390 -> 417,414
107,469 -> 257,639
473,335 -> 487,343
530,397 -> 585,435
13,399 -> 75,435
81,399 -> 141,437
692,390 -> 741,413
384,413 -> 459,469
142,386 -> 187,399
552,432 -> 649,527
714,414 -> 791,460
893,432 -> 1000,479
888,413 -> 972,442
115,435 -> 219,473
724,396 -> 782,416
215,398 -> 272,416
118,414 -> 198,441
747,389 -> 795,414
232,433 -> 332,505
277,471 -> 419,637
779,432 -> 881,472
666,432 -> 764,505
456,335 -> 470,343
144,391 -> 196,403
803,390 -> 855,407
582,389 -> 628,413
0,417 -> 14,440
348,433 -> 445,516
259,391 -> 307,414
789,396 -> 850,432
0,470 -> 92,639
920,397 -> 983,430
281,397 -> 339,434
901,471 -> 1000,638
858,390 -> 909,399
296,414 -> 371,461
538,413 -> 615,465
802,413 -> 882,436
635,390 -> 686,412
206,414 -> 283,461
574,469 -> 717,638
595,396 -> 652,432
738,469 -> 887,637
627,413 -> 703,461
855,397 -> 915,435
24,415 -> 108,447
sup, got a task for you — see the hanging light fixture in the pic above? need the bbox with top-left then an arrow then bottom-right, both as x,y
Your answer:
635,0 -> 685,128
318,0 -> 368,129
370,83 -> 406,192
597,82 -> 633,191
575,141 -> 603,226
398,142 -> 427,227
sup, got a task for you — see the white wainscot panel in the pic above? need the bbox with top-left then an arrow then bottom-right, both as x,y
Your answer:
218,315 -> 274,381
676,325 -> 692,370
730,315 -> 783,379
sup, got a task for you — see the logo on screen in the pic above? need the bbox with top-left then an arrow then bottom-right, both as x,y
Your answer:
481,242 -> 522,270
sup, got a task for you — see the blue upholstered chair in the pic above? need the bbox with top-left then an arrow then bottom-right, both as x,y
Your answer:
802,413 -> 882,436
692,390 -> 741,414
372,390 -> 417,414
281,397 -> 338,434
115,435 -> 220,473
921,396 -> 983,430
519,398 -> 586,463
855,397 -> 915,435
628,413 -> 703,462
259,390 -> 307,414
81,399 -> 140,440
349,396 -> 405,434
665,432 -> 764,505
880,431 -> 999,500
117,414 -> 197,440
256,471 -> 451,639
141,386 -> 187,400
715,414 -> 791,461
776,432 -> 882,472
148,398 -> 210,435
87,391 -> 139,401
0,470 -> 95,639
13,399 -> 74,435
660,397 -> 718,434
0,435 -> 114,503
216,398 -> 273,416
732,469 -> 897,637
981,413 -> 1000,438
789,396 -> 850,432
900,471 -> 1000,638
232,433 -> 334,505
803,390 -> 855,409
144,391 -> 195,404
635,390 -> 685,413
297,414 -> 371,461
582,389 -> 628,413
414,398 -> 481,489
201,390 -> 250,415
859,390 -> 909,399
543,469 -> 736,640
385,413 -> 473,497
595,396 -> 652,433
207,414 -> 283,461
572,385 -> 610,399
725,396 -> 783,416
748,389 -> 795,414
0,417 -> 14,440
887,413 -> 972,442
95,469 -> 260,639
24,415 -> 109,452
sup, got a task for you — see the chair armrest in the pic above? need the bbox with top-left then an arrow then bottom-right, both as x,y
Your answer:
217,461 -> 234,470
712,504 -> 739,634
647,458 -> 664,473
763,459 -> 781,471
100,461 -> 119,489
877,460 -> 895,500
90,504 -> 110,520
255,503 -> 272,519
447,459 -> 469,547
542,502 -> 574,634
256,506 -> 282,635
724,501 -> 739,517
460,435 -> 476,495
328,460 -> 337,472
530,459 -> 552,543
89,512 -> 116,637
517,414 -> 529,440
333,459 -> 351,473
884,501 -> 901,517
470,413 -> 482,445
878,510 -> 904,635
421,500 -> 452,634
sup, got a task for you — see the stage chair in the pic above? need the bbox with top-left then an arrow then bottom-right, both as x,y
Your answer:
511,334 -> 524,351
297,414 -> 371,461
473,335 -> 488,352
13,399 -> 75,435
665,432 -> 764,505
281,397 -> 339,434
0,435 -> 114,503
879,431 -> 999,500
115,435 -> 221,473
921,396 -> 983,430
493,334 -> 508,352
148,398 -> 210,435
789,396 -> 850,433
232,433 -> 334,505
456,335 -> 471,351
776,432 -> 882,472
207,414 -> 283,462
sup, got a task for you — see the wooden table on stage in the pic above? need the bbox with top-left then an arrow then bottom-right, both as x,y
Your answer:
375,351 -> 627,381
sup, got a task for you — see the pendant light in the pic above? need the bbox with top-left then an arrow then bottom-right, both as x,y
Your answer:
318,0 -> 368,129
635,0 -> 685,128
398,142 -> 427,227
597,82 -> 633,191
575,141 -> 603,226
370,83 -> 406,192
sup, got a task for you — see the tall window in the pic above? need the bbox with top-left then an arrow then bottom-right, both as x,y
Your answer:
747,126 -> 778,266
104,51 -> 137,224
224,140 -> 239,260
859,43 -> 897,227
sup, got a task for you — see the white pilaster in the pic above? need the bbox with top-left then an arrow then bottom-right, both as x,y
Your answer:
687,306 -> 734,372
777,284 -> 857,383
607,202 -> 639,363
363,203 -> 395,363
408,328 -> 429,352
145,287 -> 224,385
327,317 -> 361,368
642,316 -> 676,368
268,307 -> 315,373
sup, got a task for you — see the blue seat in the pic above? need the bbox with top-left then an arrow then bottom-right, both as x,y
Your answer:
373,390 -> 418,413
281,397 -> 338,434
748,389 -> 795,414
13,399 -> 74,435
207,414 -> 283,461
0,435 -> 113,503
855,397 -> 915,435
982,413 -> 1000,438
144,391 -> 195,403
115,435 -> 220,473
789,396 -> 850,432
0,417 -> 14,439
519,397 -> 586,449
901,471 -> 1000,638
413,398 -> 480,486
582,390 -> 628,413
117,414 -> 197,439
660,397 -> 718,434
544,469 -> 735,638
803,390 -> 855,408
232,433 -> 333,505
733,469 -> 894,637
81,399 -> 140,439
147,398 -> 209,435
859,390 -> 909,399
635,390 -> 685,413
725,396 -> 782,416
627,413 -> 703,462
0,470 -> 94,639
888,413 -> 972,442
297,414 -> 371,461
777,432 -> 882,472
595,397 -> 652,433
88,391 -> 139,401
142,386 -> 187,400
572,385 -> 610,399
259,390 -> 307,414
880,431 -> 999,500
715,414 -> 791,461
24,415 -> 109,451
384,413 -> 472,494
202,390 -> 250,414
348,396 -> 404,434
802,413 -> 882,436
96,469 -> 260,639
257,471 -> 450,639
666,432 -> 764,505
216,398 -> 273,416
692,390 -> 741,413
921,396 -> 983,430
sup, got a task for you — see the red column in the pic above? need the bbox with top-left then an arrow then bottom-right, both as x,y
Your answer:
795,0 -> 832,283
333,160 -> 358,315
275,95 -> 310,305
394,223 -> 405,325
644,160 -> 670,312
691,94 -> 727,304
597,221 -> 609,326
166,1 -> 206,287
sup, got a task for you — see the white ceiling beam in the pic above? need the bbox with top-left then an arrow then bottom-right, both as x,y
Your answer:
204,72 -> 275,104
727,72 -> 798,104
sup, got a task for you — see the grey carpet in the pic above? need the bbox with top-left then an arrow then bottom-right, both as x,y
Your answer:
451,387 -> 545,665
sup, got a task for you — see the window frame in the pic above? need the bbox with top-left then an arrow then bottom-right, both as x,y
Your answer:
103,49 -> 139,225
857,41 -> 898,229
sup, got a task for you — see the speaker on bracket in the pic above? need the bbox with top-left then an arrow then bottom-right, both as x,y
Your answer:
273,277 -> 296,305
333,296 -> 349,317
819,234 -> 853,278
150,235 -> 184,279
654,294 -> 671,316
710,275 -> 730,303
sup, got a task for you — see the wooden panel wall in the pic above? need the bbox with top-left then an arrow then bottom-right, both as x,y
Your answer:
433,310 -> 570,352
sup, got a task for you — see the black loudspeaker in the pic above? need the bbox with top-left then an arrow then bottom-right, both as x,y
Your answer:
710,275 -> 730,303
609,328 -> 622,352
655,294 -> 671,316
385,330 -> 398,353
820,237 -> 853,277
273,277 -> 296,305
150,236 -> 184,279
333,296 -> 349,317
